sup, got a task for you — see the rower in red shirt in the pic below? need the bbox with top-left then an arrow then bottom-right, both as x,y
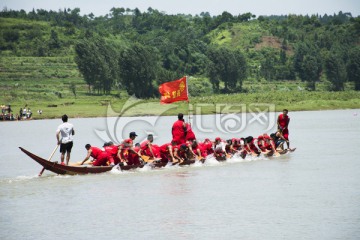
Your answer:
191,140 -> 206,160
172,113 -> 187,145
256,134 -> 276,156
103,142 -> 120,165
116,143 -> 128,165
159,141 -> 177,163
256,135 -> 266,152
232,138 -> 242,151
177,144 -> 194,161
277,109 -> 292,150
80,144 -> 111,166
122,132 -> 142,165
198,138 -> 214,156
140,134 -> 160,159
185,122 -> 196,142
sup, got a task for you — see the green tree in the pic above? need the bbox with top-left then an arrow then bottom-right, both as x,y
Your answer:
75,36 -> 119,94
75,38 -> 98,92
206,47 -> 247,93
301,55 -> 321,90
119,43 -> 159,98
293,42 -> 322,90
325,52 -> 347,91
2,29 -> 20,42
48,29 -> 61,49
347,47 -> 360,90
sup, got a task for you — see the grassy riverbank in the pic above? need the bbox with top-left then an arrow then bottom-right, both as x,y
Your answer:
1,56 -> 360,120
2,90 -> 360,120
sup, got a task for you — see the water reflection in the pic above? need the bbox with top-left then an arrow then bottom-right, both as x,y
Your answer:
162,170 -> 197,196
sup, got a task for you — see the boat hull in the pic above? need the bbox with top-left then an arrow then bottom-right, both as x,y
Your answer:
19,147 -> 143,175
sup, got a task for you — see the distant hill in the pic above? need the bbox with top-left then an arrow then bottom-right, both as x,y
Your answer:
0,8 -> 359,100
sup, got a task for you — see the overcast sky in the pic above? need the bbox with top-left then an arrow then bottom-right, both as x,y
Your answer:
1,0 -> 359,17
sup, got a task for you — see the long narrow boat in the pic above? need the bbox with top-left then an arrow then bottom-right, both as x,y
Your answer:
19,147 -> 143,175
19,147 -> 200,175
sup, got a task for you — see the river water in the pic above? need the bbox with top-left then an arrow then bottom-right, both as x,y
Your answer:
1,109 -> 360,240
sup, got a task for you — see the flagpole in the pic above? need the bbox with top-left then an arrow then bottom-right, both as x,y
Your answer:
186,75 -> 191,124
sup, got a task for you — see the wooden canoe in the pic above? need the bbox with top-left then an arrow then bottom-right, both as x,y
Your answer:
19,147 -> 144,175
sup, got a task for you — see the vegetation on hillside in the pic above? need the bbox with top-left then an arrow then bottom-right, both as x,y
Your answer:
0,8 -> 360,119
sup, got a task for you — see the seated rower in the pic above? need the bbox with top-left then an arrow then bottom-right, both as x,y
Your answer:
81,144 -> 111,166
177,144 -> 194,162
243,136 -> 261,157
139,134 -> 160,160
103,141 -> 121,166
270,131 -> 288,153
232,138 -> 242,151
214,137 -> 227,159
256,135 -> 275,156
225,139 -> 237,155
121,132 -> 142,165
191,140 -> 206,161
262,133 -> 278,156
199,138 -> 214,156
116,143 -> 129,165
159,141 -> 177,163
256,136 -> 266,152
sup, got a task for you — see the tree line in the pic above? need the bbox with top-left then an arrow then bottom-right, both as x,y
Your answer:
1,8 -> 360,97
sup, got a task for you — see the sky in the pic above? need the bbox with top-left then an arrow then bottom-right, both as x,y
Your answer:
1,0 -> 359,17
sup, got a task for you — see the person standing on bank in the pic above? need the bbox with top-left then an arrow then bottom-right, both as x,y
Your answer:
56,114 -> 75,165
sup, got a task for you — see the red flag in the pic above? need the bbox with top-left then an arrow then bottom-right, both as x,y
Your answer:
159,76 -> 189,104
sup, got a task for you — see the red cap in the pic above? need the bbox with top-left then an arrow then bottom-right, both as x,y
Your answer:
215,137 -> 221,141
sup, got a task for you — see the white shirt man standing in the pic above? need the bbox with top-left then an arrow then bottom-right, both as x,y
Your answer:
56,114 -> 75,165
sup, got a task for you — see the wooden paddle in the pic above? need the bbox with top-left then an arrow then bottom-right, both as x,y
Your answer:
38,144 -> 59,176
140,155 -> 151,163
140,155 -> 162,164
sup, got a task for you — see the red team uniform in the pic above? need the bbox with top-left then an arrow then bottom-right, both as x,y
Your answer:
172,120 -> 186,144
90,146 -> 110,166
278,113 -> 290,140
159,143 -> 174,163
185,123 -> 196,141
104,145 -> 120,165
140,140 -> 160,158
121,138 -> 141,165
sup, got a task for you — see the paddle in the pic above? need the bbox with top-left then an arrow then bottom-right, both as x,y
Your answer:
140,155 -> 162,164
38,144 -> 59,176
140,155 -> 151,163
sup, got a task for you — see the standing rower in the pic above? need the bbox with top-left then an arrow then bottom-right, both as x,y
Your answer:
172,113 -> 187,145
277,109 -> 292,150
56,114 -> 74,165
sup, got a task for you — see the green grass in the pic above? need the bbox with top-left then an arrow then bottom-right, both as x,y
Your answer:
1,55 -> 360,120
3,89 -> 360,120
208,21 -> 270,50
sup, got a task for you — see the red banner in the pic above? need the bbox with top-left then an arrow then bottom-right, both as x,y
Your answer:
159,76 -> 189,104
